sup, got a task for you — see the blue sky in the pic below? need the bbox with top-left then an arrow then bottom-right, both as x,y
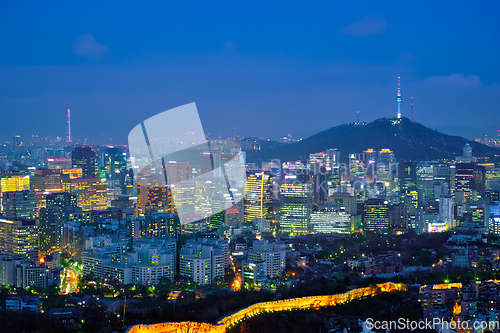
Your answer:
1,1 -> 499,143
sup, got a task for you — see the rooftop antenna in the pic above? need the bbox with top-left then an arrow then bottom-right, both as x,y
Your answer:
396,75 -> 402,119
66,109 -> 72,143
357,110 -> 360,123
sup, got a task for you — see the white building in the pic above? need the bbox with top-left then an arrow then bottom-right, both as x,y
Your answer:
179,238 -> 229,285
310,204 -> 351,234
439,195 -> 455,229
82,236 -> 176,285
247,240 -> 285,278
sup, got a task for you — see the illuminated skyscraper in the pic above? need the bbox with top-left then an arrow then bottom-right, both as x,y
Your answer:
0,175 -> 30,213
244,172 -> 273,223
363,198 -> 389,233
137,186 -> 174,215
31,169 -> 63,192
71,146 -> 97,178
280,182 -> 313,234
62,178 -> 107,211
310,204 -> 351,234
38,206 -> 65,253
439,195 -> 455,230
104,146 -> 128,185
0,218 -> 38,261
1,190 -> 36,220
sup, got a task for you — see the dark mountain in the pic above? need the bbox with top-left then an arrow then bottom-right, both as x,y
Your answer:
246,117 -> 500,164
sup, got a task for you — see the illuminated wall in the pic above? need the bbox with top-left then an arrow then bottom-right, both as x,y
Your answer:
125,282 -> 406,333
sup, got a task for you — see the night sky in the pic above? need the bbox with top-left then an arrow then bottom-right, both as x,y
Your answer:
1,1 -> 499,143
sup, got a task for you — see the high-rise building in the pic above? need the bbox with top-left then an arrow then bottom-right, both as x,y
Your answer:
363,199 -> 389,233
0,218 -> 38,261
280,182 -> 312,234
0,175 -> 30,214
45,192 -> 77,209
139,213 -> 181,240
326,192 -> 357,215
137,186 -> 174,215
1,190 -> 36,220
38,206 -> 65,253
310,204 -> 351,234
62,178 -> 107,211
416,161 -> 437,203
31,169 -> 62,192
71,146 -> 97,178
179,238 -> 229,285
247,240 -> 285,279
439,195 -> 455,230
455,163 -> 485,199
244,172 -> 273,223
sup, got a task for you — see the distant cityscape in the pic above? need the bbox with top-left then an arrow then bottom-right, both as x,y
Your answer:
0,94 -> 500,333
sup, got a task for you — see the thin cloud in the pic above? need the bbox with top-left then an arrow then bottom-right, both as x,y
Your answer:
425,74 -> 481,87
74,33 -> 110,57
342,17 -> 387,37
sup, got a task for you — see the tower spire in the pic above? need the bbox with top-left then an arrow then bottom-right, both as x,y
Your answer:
67,109 -> 72,143
396,75 -> 402,119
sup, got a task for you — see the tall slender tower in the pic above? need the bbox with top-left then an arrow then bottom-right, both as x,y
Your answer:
396,75 -> 402,119
66,109 -> 72,143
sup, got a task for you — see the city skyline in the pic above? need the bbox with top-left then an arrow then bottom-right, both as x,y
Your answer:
1,1 -> 499,142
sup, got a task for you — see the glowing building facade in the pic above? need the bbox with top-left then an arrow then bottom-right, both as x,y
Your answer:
244,172 -> 273,223
280,182 -> 313,234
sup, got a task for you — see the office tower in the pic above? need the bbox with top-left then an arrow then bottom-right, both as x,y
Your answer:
439,195 -> 455,230
471,205 -> 489,228
389,203 -> 406,231
377,149 -> 397,182
416,161 -> 437,203
164,161 -> 193,184
45,192 -> 77,209
244,171 -> 273,223
489,216 -> 500,235
247,240 -> 285,279
463,143 -> 473,159
31,169 -> 63,192
399,162 -> 416,194
0,255 -> 16,286
16,262 -> 49,289
433,164 -> 453,194
251,217 -> 270,232
486,189 -> 499,205
139,213 -> 180,240
1,190 -> 36,220
71,146 -> 97,178
455,163 -> 485,199
179,238 -> 229,285
224,198 -> 244,227
0,175 -> 30,213
62,178 -> 107,211
104,146 -> 128,183
0,218 -> 38,261
433,182 -> 449,201
413,209 -> 426,235
38,206 -> 65,253
137,186 -> 173,215
326,192 -> 357,215
310,204 -> 351,234
363,198 -> 389,233
170,183 -> 195,214
46,158 -> 72,170
280,182 -> 312,234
